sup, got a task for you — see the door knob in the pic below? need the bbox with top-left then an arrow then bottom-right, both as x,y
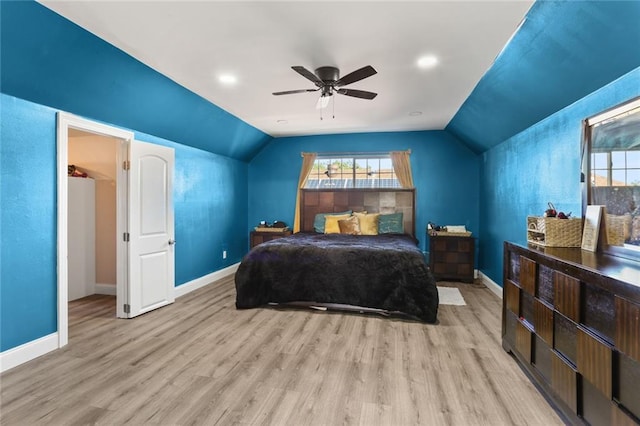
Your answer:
168,239 -> 176,245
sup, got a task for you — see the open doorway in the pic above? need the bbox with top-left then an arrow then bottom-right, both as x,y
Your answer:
67,128 -> 122,325
67,129 -> 119,310
57,112 -> 176,349
57,113 -> 132,348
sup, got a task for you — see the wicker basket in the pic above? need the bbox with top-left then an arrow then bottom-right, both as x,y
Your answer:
432,231 -> 472,237
605,214 -> 631,246
254,226 -> 290,233
527,216 -> 583,247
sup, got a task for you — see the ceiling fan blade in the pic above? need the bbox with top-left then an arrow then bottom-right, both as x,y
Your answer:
272,89 -> 319,96
335,65 -> 377,87
336,88 -> 378,100
292,66 -> 324,86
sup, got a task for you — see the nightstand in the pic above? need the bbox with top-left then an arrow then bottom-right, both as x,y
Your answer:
250,229 -> 292,249
428,234 -> 475,283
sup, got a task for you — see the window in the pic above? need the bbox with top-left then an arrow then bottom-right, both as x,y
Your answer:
590,150 -> 640,187
583,96 -> 640,258
304,155 -> 400,189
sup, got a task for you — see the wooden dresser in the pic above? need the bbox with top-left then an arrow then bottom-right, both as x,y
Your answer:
429,235 -> 475,283
502,242 -> 640,425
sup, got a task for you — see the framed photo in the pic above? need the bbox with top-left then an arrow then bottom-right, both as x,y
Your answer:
582,205 -> 606,252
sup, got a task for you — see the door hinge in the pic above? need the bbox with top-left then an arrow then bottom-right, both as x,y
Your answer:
123,160 -> 130,170
123,232 -> 130,242
124,304 -> 130,314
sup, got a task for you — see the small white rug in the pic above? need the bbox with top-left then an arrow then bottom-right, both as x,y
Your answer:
437,286 -> 466,306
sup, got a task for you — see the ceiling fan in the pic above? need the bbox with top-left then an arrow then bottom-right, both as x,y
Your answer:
273,65 -> 378,109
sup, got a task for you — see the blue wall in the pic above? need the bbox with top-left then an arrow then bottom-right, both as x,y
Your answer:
479,67 -> 640,283
248,131 -> 480,253
447,1 -> 640,153
1,95 -> 59,351
0,94 -> 248,351
0,1 -> 272,161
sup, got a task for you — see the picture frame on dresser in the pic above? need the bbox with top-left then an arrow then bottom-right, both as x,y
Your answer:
581,205 -> 605,252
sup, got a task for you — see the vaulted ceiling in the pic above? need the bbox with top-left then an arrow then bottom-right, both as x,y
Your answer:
2,1 -> 639,160
37,1 -> 533,139
447,1 -> 640,153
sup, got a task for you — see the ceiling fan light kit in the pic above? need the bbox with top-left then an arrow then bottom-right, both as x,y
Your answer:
316,96 -> 331,110
273,65 -> 378,117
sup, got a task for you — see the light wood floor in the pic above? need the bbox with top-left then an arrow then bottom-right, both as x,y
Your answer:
0,276 -> 563,425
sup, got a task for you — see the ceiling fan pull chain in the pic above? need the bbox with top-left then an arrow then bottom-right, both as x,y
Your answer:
332,95 -> 335,119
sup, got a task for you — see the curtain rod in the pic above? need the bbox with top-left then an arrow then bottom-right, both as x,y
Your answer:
301,150 -> 410,157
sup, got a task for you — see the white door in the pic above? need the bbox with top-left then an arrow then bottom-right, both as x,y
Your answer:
125,140 -> 175,318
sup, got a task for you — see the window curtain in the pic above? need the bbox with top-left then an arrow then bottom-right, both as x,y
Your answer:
390,150 -> 414,188
293,152 -> 317,233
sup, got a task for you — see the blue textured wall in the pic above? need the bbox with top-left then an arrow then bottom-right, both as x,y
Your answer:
0,1 -> 272,161
1,95 -> 58,352
447,1 -> 640,153
131,134 -> 248,285
0,94 -> 248,351
248,131 -> 480,253
479,67 -> 640,284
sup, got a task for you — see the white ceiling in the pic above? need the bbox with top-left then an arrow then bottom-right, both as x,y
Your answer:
39,1 -> 533,138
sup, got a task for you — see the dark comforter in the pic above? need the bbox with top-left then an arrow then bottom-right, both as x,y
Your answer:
235,232 -> 438,323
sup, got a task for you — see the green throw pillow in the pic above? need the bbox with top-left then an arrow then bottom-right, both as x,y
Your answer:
378,212 -> 404,234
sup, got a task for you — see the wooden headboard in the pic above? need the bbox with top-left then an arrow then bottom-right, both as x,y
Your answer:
301,188 -> 416,236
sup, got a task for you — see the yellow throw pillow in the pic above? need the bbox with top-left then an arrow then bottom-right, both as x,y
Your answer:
356,213 -> 380,235
353,211 -> 368,220
338,216 -> 361,235
324,214 -> 352,234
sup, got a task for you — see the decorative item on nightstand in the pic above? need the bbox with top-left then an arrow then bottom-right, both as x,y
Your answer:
427,222 -> 472,237
254,220 -> 290,233
251,221 -> 291,248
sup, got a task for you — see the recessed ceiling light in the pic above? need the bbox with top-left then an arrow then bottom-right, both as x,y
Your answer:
218,74 -> 237,85
409,111 -> 422,116
277,119 -> 288,124
417,55 -> 438,69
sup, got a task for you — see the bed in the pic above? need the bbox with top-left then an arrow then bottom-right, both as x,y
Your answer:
235,189 -> 439,323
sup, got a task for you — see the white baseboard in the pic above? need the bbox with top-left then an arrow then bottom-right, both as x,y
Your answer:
174,262 -> 240,298
479,271 -> 503,299
0,333 -> 59,373
95,283 -> 116,295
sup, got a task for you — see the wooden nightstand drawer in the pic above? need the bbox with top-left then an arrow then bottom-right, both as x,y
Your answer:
428,235 -> 475,283
250,230 -> 292,249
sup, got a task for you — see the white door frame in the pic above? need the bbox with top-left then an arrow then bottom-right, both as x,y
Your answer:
56,112 -> 133,347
